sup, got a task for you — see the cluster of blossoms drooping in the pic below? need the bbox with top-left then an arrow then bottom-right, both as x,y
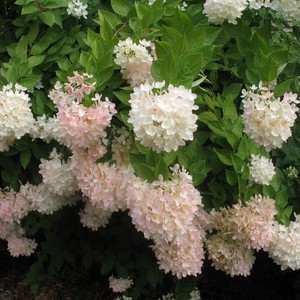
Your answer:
248,0 -> 276,9
126,165 -> 203,242
0,84 -> 36,152
128,81 -> 198,152
206,233 -> 256,276
0,148 -> 79,257
0,221 -> 37,257
242,83 -> 299,151
67,0 -> 88,19
249,154 -> 276,185
108,275 -> 133,293
203,0 -> 248,24
58,94 -> 116,159
273,0 -> 300,20
39,148 -> 78,197
79,197 -> 112,231
126,165 -> 208,278
206,195 -> 276,276
114,38 -> 155,86
204,0 -> 300,24
268,215 -> 300,270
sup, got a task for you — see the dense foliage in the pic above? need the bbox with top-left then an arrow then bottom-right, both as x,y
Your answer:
0,0 -> 299,299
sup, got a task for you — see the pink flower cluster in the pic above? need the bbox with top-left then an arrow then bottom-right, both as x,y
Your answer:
114,38 -> 155,87
126,165 -> 208,278
58,94 -> 116,159
206,195 -> 277,276
108,275 -> 133,293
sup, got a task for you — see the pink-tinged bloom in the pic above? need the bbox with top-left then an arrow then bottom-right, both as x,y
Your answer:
211,195 -> 276,251
242,84 -> 299,151
114,38 -> 155,86
79,197 -> 112,230
268,215 -> 300,270
108,275 -> 133,293
206,232 -> 256,277
0,83 -> 36,151
152,225 -> 206,278
58,94 -> 116,158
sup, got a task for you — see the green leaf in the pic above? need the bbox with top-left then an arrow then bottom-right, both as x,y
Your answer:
147,268 -> 163,288
16,36 -> 28,63
226,169 -> 238,186
113,89 -> 131,106
231,154 -> 243,173
27,21 -> 40,44
276,190 -> 288,209
130,153 -> 157,182
27,55 -> 45,68
189,160 -> 211,186
155,155 -> 169,181
22,3 -> 40,14
111,0 -> 133,17
213,149 -> 232,166
274,79 -> 293,97
39,11 -> 55,27
20,150 -> 32,169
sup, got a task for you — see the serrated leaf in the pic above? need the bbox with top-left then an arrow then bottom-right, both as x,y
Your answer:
20,150 -> 32,169
113,90 -> 131,106
111,0 -> 133,17
226,169 -> 238,186
27,55 -> 45,68
39,11 -> 55,27
213,149 -> 232,166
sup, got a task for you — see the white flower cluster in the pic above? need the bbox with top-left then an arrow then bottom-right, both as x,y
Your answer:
114,38 -> 155,86
203,0 -> 248,24
249,154 -> 276,185
206,232 -> 256,277
39,148 -> 78,197
268,216 -> 300,270
128,81 -> 198,152
273,0 -> 300,20
0,221 -> 36,257
108,275 -> 133,293
248,0 -> 276,9
0,84 -> 36,152
242,84 -> 299,151
34,115 -> 63,144
67,0 -> 88,19
79,198 -> 112,231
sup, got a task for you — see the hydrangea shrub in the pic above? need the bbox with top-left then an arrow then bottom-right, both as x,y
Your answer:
0,0 -> 299,298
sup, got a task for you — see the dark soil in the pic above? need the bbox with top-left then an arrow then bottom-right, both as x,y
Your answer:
1,246 -> 300,300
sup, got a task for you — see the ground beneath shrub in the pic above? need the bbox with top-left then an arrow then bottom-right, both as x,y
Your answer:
1,248 -> 300,300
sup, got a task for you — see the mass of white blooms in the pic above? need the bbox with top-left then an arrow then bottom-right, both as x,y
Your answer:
206,232 -> 256,277
249,154 -> 276,185
128,81 -> 198,152
114,38 -> 155,86
248,0 -> 277,9
108,275 -> 133,293
0,83 -> 36,152
203,0 -> 248,24
67,0 -> 88,19
268,215 -> 300,270
79,198 -> 112,230
242,83 -> 299,151
273,0 -> 300,20
39,148 -> 78,197
34,115 -> 64,143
